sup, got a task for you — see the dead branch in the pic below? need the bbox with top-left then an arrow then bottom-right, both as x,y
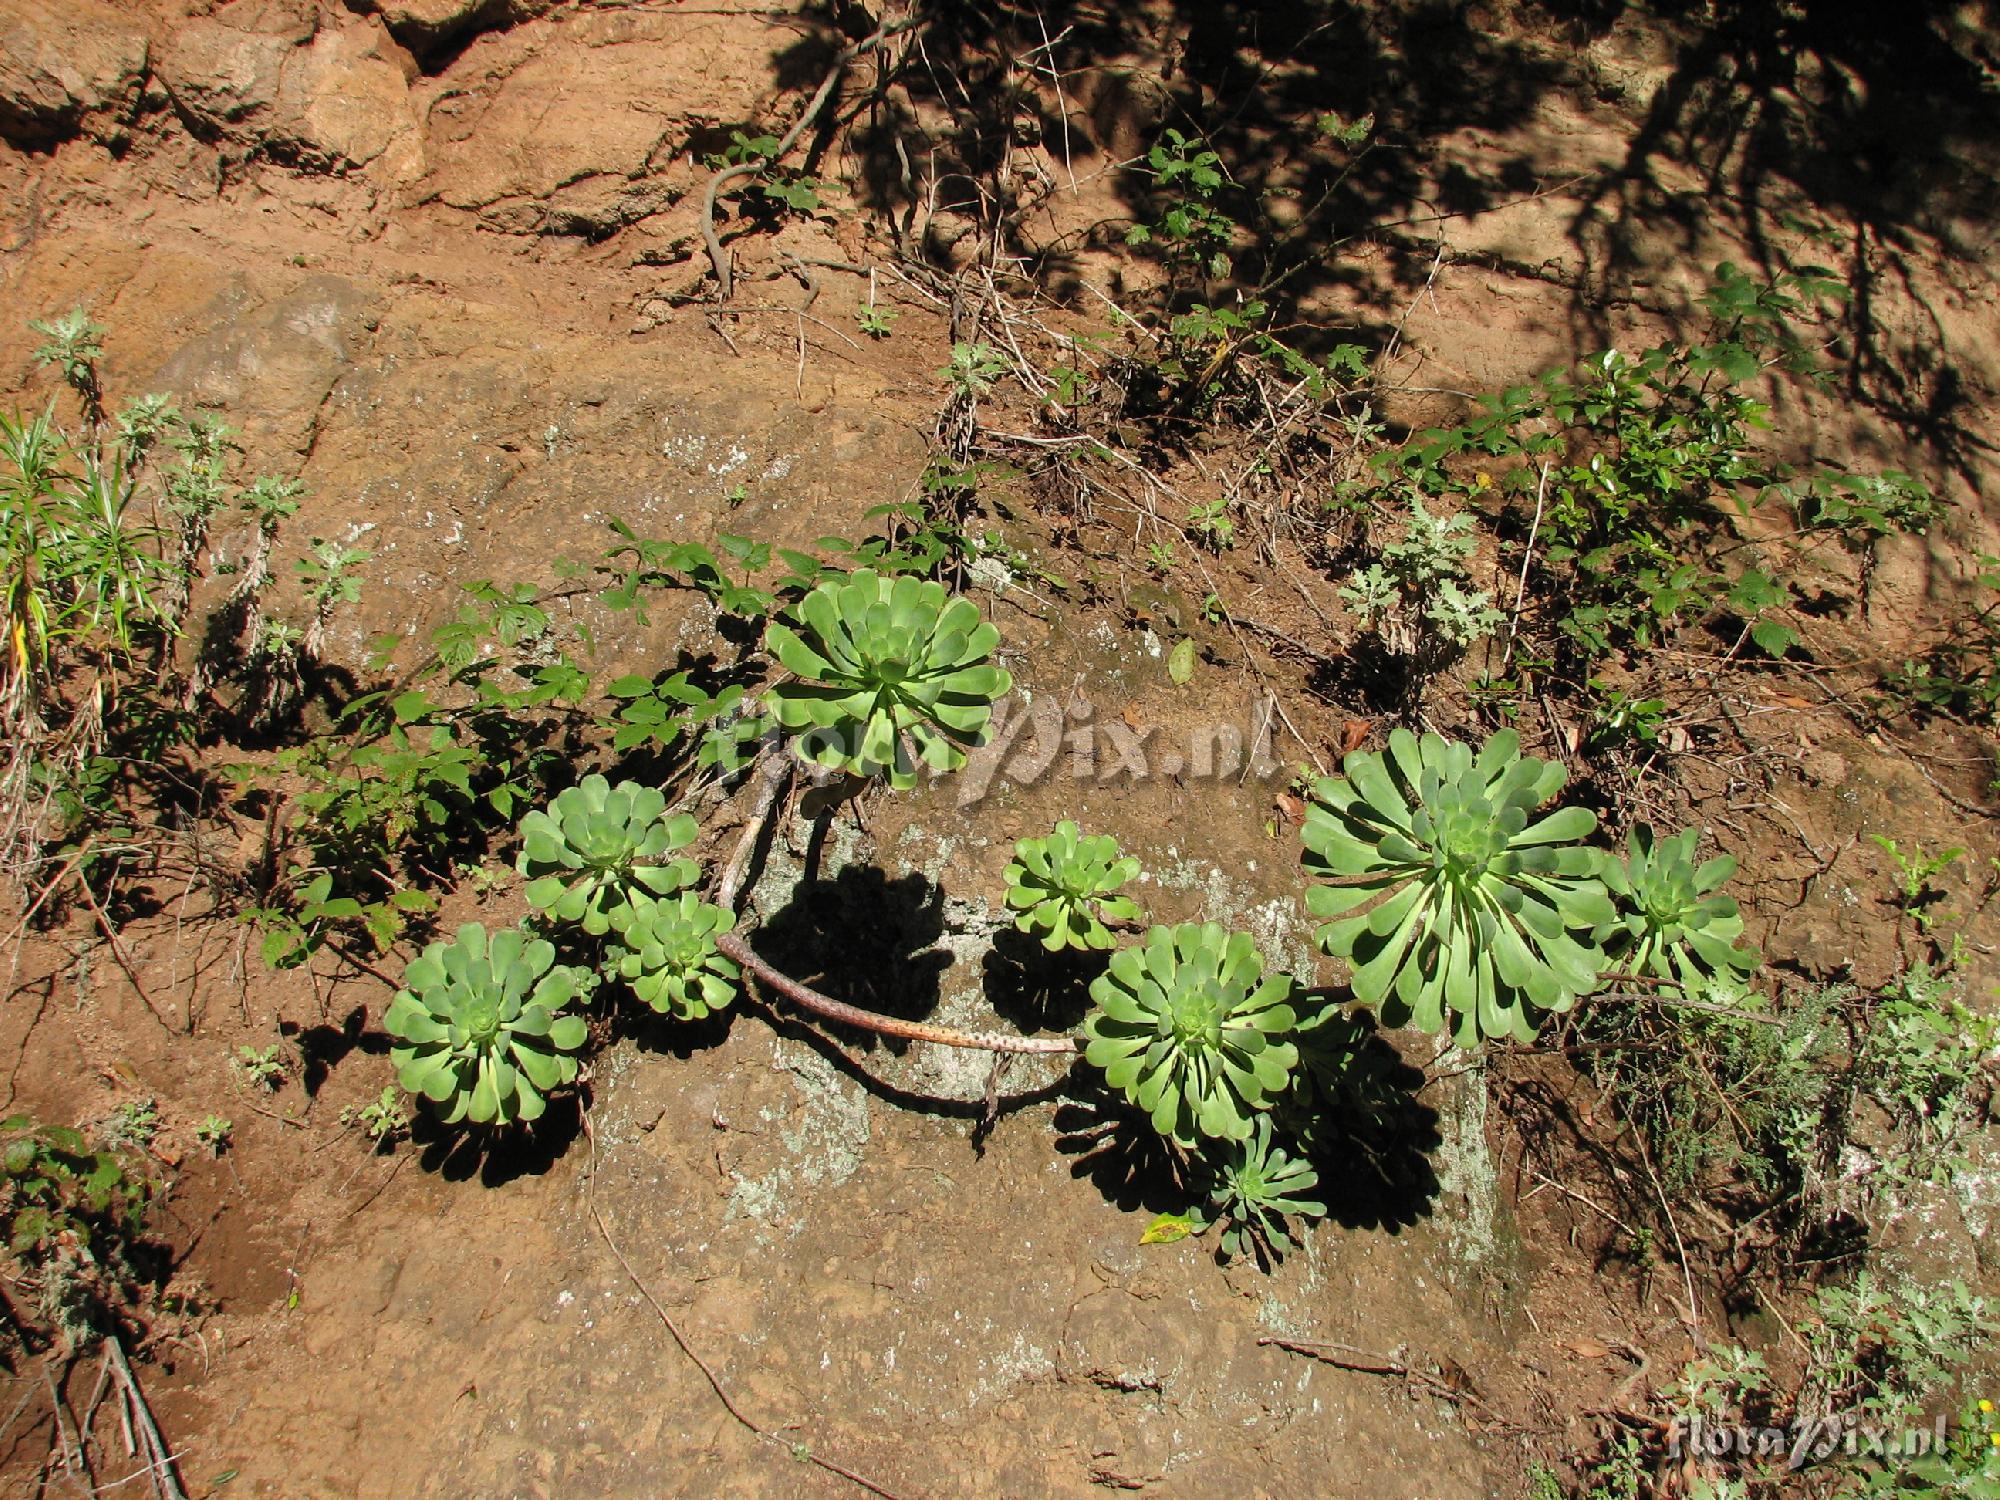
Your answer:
102,1335 -> 187,1500
725,944 -> 1078,1054
712,756 -> 1080,1056
1258,1336 -> 1525,1431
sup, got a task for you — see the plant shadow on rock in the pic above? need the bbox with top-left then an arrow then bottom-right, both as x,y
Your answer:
1053,1090 -> 1196,1218
414,1096 -> 584,1188
982,925 -> 1108,1035
1054,1015 -> 1443,1234
1298,1024 -> 1443,1233
777,0 -> 2000,486
621,1005 -> 737,1060
746,862 -> 951,1053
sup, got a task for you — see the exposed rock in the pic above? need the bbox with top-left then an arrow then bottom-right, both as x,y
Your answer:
351,0 -> 560,68
157,1 -> 315,134
0,0 -> 149,149
152,275 -> 381,458
420,12 -> 767,235
160,8 -> 423,180
274,24 -> 424,178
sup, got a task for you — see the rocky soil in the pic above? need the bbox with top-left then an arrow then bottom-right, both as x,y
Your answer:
1,1 -> 1996,1496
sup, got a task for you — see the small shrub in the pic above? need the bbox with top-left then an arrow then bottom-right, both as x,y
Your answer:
385,923 -> 590,1126
1003,821 -> 1143,951
1081,922 -> 1300,1147
1861,963 -> 1997,1177
1579,981 -> 1848,1206
0,1115 -> 153,1346
1339,494 -> 1501,700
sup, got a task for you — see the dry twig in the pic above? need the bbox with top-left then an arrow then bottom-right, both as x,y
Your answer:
700,12 -> 923,302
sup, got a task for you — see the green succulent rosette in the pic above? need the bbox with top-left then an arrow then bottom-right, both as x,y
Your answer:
763,569 -> 1012,790
608,890 -> 741,1020
1597,825 -> 1760,992
517,775 -> 698,936
1301,727 -> 1613,1047
1004,820 -> 1144,951
1207,1114 -> 1326,1261
385,923 -> 589,1126
1082,922 -> 1300,1147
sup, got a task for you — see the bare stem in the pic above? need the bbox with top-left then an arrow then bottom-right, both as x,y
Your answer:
722,934 -> 1078,1054
712,756 -> 1080,1056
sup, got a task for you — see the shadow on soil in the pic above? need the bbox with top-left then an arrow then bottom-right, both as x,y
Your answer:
753,0 -> 2000,481
413,1095 -> 585,1187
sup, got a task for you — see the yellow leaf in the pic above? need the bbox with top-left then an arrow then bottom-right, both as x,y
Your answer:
1140,1211 -> 1198,1245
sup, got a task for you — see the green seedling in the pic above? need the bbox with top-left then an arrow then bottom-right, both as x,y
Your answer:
233,1046 -> 286,1091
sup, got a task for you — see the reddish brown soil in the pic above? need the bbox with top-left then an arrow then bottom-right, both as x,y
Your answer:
1,2 -> 1996,1497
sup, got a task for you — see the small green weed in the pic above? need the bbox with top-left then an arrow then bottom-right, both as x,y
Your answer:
1869,833 -> 1965,933
856,299 -> 898,339
1125,128 -> 1235,281
193,1115 -> 232,1155
941,342 -> 1010,399
101,1098 -> 160,1151
233,1045 -> 286,1091
340,1085 -> 410,1149
1884,554 -> 2000,722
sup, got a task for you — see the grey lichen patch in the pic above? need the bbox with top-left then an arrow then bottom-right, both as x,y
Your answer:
1142,847 -> 1320,982
1430,1052 -> 1501,1272
723,1037 -> 871,1232
1254,1291 -> 1315,1341
576,1041 -> 646,1151
892,821 -> 978,889
1956,1161 -> 2000,1243
745,802 -> 870,926
952,1329 -> 1058,1417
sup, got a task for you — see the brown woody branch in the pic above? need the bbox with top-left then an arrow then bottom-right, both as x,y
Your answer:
712,754 -> 1081,1056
